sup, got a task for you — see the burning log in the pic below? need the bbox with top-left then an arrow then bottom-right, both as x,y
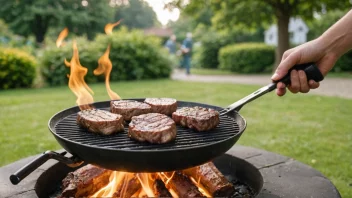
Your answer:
59,164 -> 112,198
113,174 -> 141,198
183,162 -> 234,197
153,179 -> 172,197
164,171 -> 206,198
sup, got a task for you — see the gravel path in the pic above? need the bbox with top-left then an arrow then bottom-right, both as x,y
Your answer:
172,70 -> 352,99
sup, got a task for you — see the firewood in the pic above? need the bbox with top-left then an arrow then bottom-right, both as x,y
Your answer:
59,165 -> 112,198
183,162 -> 234,197
164,171 -> 206,198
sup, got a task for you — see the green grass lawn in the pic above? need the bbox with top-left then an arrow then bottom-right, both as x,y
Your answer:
0,80 -> 351,197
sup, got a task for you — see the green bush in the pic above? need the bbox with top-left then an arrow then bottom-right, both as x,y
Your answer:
195,32 -> 225,69
333,50 -> 352,72
41,37 -> 101,86
41,27 -> 173,86
219,43 -> 275,73
0,48 -> 36,89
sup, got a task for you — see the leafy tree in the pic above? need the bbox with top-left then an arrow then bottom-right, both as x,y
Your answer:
114,0 -> 159,29
0,0 -> 114,44
307,9 -> 348,41
167,0 -> 351,68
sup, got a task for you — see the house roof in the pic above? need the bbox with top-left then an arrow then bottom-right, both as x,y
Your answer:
144,27 -> 173,37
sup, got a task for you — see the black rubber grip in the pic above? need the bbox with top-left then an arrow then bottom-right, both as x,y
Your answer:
10,152 -> 51,185
276,63 -> 324,85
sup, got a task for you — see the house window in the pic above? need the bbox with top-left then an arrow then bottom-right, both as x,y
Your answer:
289,32 -> 294,40
298,27 -> 304,32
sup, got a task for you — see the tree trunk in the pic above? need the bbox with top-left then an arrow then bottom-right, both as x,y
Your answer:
34,15 -> 49,44
274,13 -> 290,70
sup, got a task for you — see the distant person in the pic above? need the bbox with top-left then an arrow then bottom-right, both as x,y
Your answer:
272,9 -> 352,96
164,34 -> 177,54
181,32 -> 193,75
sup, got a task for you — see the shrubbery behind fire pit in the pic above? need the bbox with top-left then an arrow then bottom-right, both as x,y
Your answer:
0,48 -> 36,89
41,27 -> 173,86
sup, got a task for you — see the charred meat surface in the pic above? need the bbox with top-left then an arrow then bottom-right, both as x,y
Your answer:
183,162 -> 234,197
76,109 -> 124,135
144,98 -> 177,115
128,113 -> 177,144
164,171 -> 206,198
110,100 -> 152,121
60,165 -> 112,198
172,106 -> 220,131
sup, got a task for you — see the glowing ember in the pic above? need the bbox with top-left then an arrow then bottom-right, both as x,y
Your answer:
64,40 -> 94,110
56,27 -> 69,47
104,19 -> 122,35
93,44 -> 121,100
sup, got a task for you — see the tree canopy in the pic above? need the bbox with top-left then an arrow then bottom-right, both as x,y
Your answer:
114,0 -> 159,29
0,0 -> 114,44
0,0 -> 160,44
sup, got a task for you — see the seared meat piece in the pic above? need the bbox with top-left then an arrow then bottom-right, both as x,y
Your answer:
144,98 -> 177,115
172,106 -> 220,131
110,100 -> 152,121
128,113 -> 177,144
183,162 -> 234,197
60,165 -> 112,198
76,109 -> 124,135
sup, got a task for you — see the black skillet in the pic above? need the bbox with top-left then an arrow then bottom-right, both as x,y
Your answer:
10,63 -> 323,185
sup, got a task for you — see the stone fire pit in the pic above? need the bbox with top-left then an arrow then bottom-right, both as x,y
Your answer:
0,145 -> 341,198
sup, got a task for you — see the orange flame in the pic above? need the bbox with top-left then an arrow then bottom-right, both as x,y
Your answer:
56,27 -> 69,47
64,40 -> 94,110
94,44 -> 121,100
104,19 -> 122,35
89,171 -> 213,198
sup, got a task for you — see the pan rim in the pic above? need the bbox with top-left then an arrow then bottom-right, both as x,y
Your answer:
48,99 -> 247,153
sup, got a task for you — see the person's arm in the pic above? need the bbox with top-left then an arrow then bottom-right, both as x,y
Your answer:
271,9 -> 352,96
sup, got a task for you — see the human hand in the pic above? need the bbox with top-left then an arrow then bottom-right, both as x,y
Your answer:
271,38 -> 338,96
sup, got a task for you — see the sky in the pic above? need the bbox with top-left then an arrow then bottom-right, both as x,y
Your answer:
143,0 -> 180,26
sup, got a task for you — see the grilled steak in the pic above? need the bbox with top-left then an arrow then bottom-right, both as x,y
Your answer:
128,113 -> 177,144
77,109 -> 124,135
172,106 -> 220,131
144,98 -> 177,115
60,165 -> 112,198
110,100 -> 152,121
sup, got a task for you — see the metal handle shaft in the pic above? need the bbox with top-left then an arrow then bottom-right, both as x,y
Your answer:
10,151 -> 83,185
221,63 -> 324,115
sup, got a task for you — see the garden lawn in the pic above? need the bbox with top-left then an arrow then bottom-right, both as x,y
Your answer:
0,80 -> 351,197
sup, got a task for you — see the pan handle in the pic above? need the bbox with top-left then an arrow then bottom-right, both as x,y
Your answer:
221,63 -> 324,114
268,62 -> 324,91
9,151 -> 83,185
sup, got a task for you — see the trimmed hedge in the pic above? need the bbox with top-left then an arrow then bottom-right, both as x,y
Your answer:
41,28 -> 173,86
219,43 -> 275,73
0,48 -> 36,89
196,32 -> 225,69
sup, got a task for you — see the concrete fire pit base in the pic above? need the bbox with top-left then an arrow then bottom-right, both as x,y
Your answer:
0,145 -> 341,198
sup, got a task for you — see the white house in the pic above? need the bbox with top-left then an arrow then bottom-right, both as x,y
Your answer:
264,17 -> 309,46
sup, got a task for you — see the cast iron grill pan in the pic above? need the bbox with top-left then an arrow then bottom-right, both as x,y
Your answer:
55,107 -> 239,151
49,99 -> 245,172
